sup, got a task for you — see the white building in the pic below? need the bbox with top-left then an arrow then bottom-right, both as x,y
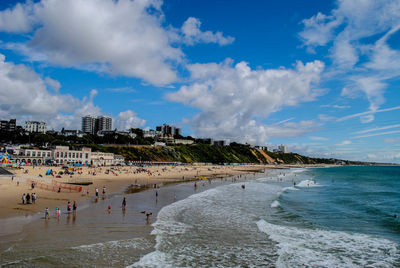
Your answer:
278,144 -> 289,153
174,139 -> 194,145
143,129 -> 162,138
25,121 -> 46,133
91,152 -> 115,166
53,146 -> 92,165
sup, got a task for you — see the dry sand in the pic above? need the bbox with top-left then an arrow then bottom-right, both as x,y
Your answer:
0,164 -> 271,219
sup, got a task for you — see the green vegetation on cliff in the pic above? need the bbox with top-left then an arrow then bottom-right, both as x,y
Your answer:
84,143 -> 349,165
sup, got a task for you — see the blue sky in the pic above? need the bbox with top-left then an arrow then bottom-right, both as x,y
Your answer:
0,0 -> 400,163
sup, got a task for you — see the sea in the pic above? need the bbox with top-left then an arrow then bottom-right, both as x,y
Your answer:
134,166 -> 400,267
1,166 -> 399,267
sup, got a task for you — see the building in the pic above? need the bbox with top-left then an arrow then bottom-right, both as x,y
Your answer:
213,140 -> 226,146
195,138 -> 212,145
82,115 -> 112,134
97,130 -> 136,139
91,152 -> 115,166
9,145 -> 124,166
98,116 -> 112,132
255,145 -> 267,151
14,148 -> 53,165
277,144 -> 289,153
156,124 -> 181,137
143,129 -> 162,138
25,121 -> 46,133
174,139 -> 194,145
82,116 -> 97,134
53,146 -> 92,165
60,129 -> 85,138
0,119 -> 16,131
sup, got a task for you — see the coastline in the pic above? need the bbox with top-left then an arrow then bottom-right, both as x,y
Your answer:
0,164 -> 272,230
0,163 -> 338,220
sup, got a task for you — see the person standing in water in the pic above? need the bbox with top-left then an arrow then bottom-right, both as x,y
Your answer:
122,197 -> 127,209
67,201 -> 72,213
73,201 -> 77,214
45,207 -> 50,219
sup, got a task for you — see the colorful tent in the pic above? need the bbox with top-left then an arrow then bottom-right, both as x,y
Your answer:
0,153 -> 10,163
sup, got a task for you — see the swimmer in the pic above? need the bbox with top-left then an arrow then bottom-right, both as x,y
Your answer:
241,184 -> 245,189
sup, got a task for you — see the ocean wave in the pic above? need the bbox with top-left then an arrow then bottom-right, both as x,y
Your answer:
296,179 -> 321,188
290,168 -> 308,173
257,219 -> 400,267
72,237 -> 152,252
271,200 -> 280,208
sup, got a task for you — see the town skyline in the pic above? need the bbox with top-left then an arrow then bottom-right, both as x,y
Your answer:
0,0 -> 400,163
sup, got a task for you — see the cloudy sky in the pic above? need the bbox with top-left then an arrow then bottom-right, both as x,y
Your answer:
0,0 -> 400,163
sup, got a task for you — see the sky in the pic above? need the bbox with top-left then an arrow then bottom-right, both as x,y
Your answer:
0,0 -> 400,163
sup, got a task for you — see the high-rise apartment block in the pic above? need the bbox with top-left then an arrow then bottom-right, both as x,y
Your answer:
25,121 -> 46,133
278,144 -> 289,153
82,116 -> 112,134
0,119 -> 16,131
156,124 -> 181,137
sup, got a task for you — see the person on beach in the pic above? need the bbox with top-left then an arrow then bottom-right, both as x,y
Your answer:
95,188 -> 99,197
32,193 -> 36,204
45,207 -> 50,219
56,207 -> 61,218
67,201 -> 72,213
122,197 -> 127,209
26,193 -> 31,204
73,201 -> 77,213
102,186 -> 106,195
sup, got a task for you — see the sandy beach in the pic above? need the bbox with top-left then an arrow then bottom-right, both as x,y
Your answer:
0,164 -> 271,219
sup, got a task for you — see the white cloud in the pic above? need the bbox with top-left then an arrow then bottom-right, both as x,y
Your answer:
105,87 -> 136,93
320,104 -> 350,109
0,2 -> 35,33
300,0 -> 400,122
0,53 -> 145,131
337,105 -> 400,122
0,0 -> 235,86
114,110 -> 146,131
0,53 -> 77,117
336,140 -> 352,146
355,130 -> 400,139
167,59 -> 324,144
181,17 -> 234,46
355,124 -> 400,135
310,136 -> 329,141
384,138 -> 400,143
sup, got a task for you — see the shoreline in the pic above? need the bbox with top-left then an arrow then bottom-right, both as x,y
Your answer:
0,164 -> 273,235
0,163 -> 337,220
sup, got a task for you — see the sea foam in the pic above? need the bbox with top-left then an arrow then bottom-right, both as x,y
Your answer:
257,219 -> 400,267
